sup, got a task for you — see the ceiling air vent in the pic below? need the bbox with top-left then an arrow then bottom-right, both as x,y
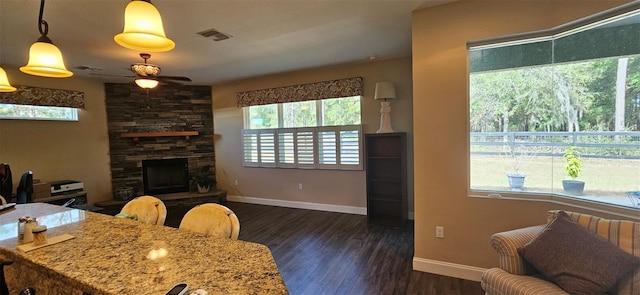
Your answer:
197,28 -> 232,42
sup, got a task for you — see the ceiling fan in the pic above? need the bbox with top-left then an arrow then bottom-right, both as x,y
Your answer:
130,53 -> 191,88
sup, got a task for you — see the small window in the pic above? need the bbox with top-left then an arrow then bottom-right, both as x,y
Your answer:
0,104 -> 78,121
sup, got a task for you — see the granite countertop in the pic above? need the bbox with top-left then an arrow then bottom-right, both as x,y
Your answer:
0,203 -> 288,295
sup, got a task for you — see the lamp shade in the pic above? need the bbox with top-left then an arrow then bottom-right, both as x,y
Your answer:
374,81 -> 396,100
20,41 -> 73,78
135,78 -> 159,89
114,0 -> 175,52
0,68 -> 16,92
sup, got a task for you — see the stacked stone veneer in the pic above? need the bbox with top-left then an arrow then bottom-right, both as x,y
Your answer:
105,83 -> 215,196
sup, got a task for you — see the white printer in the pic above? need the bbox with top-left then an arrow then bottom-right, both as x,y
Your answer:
50,180 -> 84,196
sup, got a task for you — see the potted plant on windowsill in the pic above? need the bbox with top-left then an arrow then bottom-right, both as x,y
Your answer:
191,165 -> 215,193
504,142 -> 539,191
562,145 -> 585,195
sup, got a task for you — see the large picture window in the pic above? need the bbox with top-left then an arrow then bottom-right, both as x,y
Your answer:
243,96 -> 362,170
468,3 -> 640,210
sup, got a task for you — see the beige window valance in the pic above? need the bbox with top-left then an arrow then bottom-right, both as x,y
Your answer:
236,77 -> 363,107
0,85 -> 85,109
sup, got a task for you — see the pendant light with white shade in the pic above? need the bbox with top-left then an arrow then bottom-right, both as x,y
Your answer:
20,0 -> 73,78
114,0 -> 175,52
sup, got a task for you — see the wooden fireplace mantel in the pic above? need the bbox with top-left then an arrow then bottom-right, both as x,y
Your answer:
121,131 -> 199,145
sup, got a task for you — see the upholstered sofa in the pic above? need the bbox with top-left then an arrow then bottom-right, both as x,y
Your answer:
481,210 -> 640,295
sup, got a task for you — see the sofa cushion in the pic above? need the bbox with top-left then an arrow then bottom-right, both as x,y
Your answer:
518,211 -> 640,295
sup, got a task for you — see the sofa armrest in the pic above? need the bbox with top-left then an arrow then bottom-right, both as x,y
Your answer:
481,268 -> 568,295
490,224 -> 545,275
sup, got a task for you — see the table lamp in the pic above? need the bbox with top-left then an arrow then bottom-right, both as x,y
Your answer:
374,81 -> 396,133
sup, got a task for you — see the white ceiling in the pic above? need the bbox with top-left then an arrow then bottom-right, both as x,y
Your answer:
0,0 -> 449,85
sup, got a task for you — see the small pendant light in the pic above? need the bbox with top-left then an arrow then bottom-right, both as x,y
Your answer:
20,0 -> 73,78
114,0 -> 175,52
0,67 -> 17,92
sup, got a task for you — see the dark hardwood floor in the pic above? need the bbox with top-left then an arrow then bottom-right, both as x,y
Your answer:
164,202 -> 484,295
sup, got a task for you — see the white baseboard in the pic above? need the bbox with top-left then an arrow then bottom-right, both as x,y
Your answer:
413,257 -> 486,282
227,195 -> 367,215
227,195 -> 415,220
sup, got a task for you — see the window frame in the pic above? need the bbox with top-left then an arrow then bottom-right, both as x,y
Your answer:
466,2 -> 640,217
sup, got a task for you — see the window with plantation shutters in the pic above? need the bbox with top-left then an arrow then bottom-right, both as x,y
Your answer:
242,95 -> 363,170
241,125 -> 362,170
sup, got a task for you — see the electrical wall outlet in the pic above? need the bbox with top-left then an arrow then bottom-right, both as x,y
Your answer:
298,183 -> 303,190
234,180 -> 238,186
436,226 -> 444,238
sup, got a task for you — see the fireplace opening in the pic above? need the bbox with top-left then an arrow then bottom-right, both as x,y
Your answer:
142,158 -> 189,195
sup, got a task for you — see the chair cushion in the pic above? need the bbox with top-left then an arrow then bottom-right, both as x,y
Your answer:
518,211 -> 640,295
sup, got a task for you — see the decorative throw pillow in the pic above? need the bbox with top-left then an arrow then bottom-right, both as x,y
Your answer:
517,211 -> 640,295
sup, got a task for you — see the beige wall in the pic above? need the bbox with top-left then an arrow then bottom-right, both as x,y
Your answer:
412,0 -> 633,270
0,67 -> 112,204
213,57 -> 414,210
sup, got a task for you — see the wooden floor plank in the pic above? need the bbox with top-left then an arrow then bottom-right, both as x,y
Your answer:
164,202 -> 485,295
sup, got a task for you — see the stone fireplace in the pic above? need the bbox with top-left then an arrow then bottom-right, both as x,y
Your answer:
105,83 -> 215,197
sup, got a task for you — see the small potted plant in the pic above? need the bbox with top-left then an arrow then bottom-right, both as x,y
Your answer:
113,180 -> 135,201
507,166 -> 526,191
191,165 -> 215,193
504,143 -> 539,191
562,146 -> 585,195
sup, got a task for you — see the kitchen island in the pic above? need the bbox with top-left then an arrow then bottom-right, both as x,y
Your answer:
0,203 -> 288,295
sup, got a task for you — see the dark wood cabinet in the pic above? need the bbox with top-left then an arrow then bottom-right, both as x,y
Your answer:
365,132 -> 407,226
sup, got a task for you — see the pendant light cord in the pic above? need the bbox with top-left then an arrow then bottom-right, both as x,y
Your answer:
36,0 -> 52,43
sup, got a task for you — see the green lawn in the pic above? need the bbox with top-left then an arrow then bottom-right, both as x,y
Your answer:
470,155 -> 639,195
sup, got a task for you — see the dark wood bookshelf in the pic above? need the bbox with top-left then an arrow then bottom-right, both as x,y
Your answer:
365,132 -> 407,226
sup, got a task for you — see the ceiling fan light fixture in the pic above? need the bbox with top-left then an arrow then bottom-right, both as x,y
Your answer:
131,63 -> 160,77
0,67 -> 17,92
135,78 -> 159,89
20,0 -> 73,78
114,0 -> 175,52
